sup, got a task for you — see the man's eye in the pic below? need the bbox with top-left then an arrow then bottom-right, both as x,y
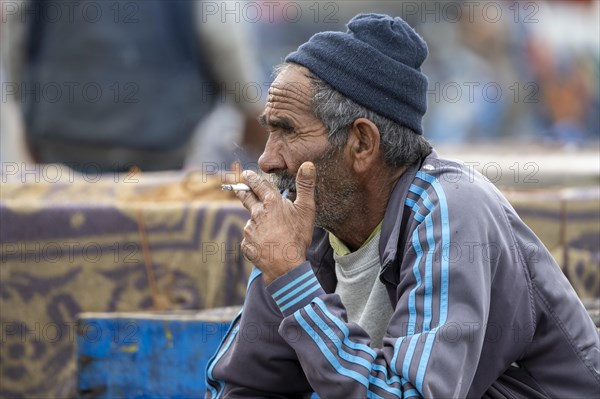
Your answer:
267,126 -> 296,136
271,127 -> 294,135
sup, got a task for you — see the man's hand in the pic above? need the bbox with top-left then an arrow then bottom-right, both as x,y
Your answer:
236,162 -> 316,285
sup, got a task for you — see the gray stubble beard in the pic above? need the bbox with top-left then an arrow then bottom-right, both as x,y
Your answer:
273,145 -> 359,233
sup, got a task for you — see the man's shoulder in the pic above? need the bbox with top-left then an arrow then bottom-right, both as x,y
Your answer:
409,154 -> 503,212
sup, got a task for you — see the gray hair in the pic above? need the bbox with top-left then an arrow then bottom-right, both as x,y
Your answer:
274,63 -> 432,168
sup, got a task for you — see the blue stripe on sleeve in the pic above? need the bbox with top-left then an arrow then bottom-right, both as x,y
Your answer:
410,184 -> 436,212
206,268 -> 259,396
371,364 -> 402,386
313,299 -> 405,387
301,307 -> 402,397
275,275 -> 318,308
405,199 -> 425,223
304,306 -> 401,394
415,328 -> 438,393
414,212 -> 425,223
390,336 -> 405,375
305,306 -> 371,370
422,197 -> 434,212
313,298 -> 376,358
423,214 -> 435,332
295,311 -> 370,388
205,324 -> 240,398
414,172 -> 451,393
403,388 -> 422,398
402,334 -> 419,382
407,227 -> 424,335
409,184 -> 424,196
279,283 -> 321,312
431,180 -> 451,325
402,190 -> 435,389
272,269 -> 314,299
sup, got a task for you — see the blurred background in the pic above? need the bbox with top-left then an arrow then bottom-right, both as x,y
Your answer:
0,1 -> 598,398
1,0 -> 599,171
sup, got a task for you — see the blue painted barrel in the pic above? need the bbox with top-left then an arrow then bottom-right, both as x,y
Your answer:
77,307 -> 240,398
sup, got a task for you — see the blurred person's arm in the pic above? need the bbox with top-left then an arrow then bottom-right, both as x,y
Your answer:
1,0 -> 27,94
0,0 -> 33,163
194,4 -> 266,159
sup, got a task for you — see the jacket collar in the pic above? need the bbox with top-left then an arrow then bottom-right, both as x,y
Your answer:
380,151 -> 437,276
379,158 -> 420,268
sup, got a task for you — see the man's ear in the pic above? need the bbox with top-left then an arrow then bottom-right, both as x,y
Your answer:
346,118 -> 381,174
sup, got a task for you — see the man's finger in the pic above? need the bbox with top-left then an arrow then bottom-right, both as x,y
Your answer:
242,170 -> 278,201
294,162 -> 316,214
235,189 -> 260,212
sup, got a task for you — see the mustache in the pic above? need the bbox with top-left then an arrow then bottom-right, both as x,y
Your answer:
272,171 -> 297,192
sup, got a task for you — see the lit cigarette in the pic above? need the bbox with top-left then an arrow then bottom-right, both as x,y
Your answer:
221,183 -> 250,191
221,184 -> 290,199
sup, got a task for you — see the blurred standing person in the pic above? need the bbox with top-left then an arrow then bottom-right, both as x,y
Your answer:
1,0 -> 265,171
420,1 -> 527,143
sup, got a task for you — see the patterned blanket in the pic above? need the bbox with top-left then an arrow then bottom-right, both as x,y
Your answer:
0,168 -> 597,397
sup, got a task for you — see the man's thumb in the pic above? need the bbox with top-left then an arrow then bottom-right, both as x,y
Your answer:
294,162 -> 316,209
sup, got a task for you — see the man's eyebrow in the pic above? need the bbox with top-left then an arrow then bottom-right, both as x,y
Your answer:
257,115 -> 294,130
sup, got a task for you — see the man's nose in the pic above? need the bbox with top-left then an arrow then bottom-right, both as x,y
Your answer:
258,136 -> 285,174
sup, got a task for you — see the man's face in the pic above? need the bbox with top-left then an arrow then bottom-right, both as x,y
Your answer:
257,66 -> 358,231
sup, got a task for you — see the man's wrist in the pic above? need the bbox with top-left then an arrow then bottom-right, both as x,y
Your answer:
261,257 -> 306,285
266,262 -> 325,317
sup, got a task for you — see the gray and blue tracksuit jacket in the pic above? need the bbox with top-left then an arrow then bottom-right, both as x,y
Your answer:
206,152 -> 600,398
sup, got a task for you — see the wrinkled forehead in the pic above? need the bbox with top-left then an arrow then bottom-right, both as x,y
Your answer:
267,65 -> 315,113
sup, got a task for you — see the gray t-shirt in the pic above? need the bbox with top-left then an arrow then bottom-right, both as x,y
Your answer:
332,229 -> 394,348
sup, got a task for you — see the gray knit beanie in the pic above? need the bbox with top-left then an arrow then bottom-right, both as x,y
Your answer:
285,13 -> 429,135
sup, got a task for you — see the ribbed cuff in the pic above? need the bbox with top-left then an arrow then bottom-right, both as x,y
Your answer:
266,262 -> 325,317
